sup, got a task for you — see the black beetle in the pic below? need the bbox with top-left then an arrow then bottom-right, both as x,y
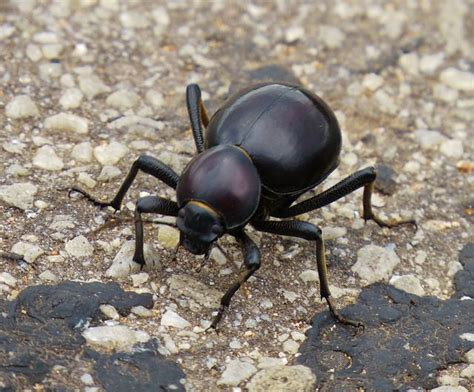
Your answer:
72,83 -> 415,329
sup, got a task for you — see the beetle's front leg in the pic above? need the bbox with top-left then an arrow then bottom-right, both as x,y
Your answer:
133,196 -> 179,267
252,219 -> 363,328
208,230 -> 261,330
70,155 -> 179,211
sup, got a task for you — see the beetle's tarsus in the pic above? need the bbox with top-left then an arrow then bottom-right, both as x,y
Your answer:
69,187 -> 117,210
364,213 -> 417,230
326,296 -> 364,330
207,305 -> 227,331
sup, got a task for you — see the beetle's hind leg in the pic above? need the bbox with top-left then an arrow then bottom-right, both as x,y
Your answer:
186,84 -> 210,154
272,166 -> 416,229
252,219 -> 363,328
69,155 -> 179,211
207,231 -> 261,330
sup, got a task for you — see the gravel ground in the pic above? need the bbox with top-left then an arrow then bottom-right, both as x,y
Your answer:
1,1 -> 473,390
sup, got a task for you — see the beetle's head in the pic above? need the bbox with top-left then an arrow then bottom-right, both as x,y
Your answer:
176,201 -> 224,255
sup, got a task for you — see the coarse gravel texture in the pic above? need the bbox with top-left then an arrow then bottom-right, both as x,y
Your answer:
1,0 -> 473,391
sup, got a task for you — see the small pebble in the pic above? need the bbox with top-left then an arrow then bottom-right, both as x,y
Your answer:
131,272 -> 149,287
460,364 -> 474,378
11,241 -> 43,263
440,68 -> 474,91
0,272 -> 17,287
65,235 -> 94,258
362,73 -> 384,91
99,304 -> 120,320
44,112 -> 89,134
33,146 -> 64,171
157,225 -> 180,249
419,53 -> 444,74
77,172 -> 96,188
283,339 -> 299,354
106,89 -> 141,111
389,274 -> 425,296
284,26 -> 305,44
217,359 -> 257,386
78,74 -> 111,99
97,165 -> 122,181
5,95 -> 39,119
59,88 -> 83,109
106,241 -> 160,278
352,245 -> 400,284
71,142 -> 93,163
247,365 -> 316,392
440,139 -> 464,159
145,90 -> 164,109
299,269 -> 319,283
319,25 -> 345,48
39,270 -> 59,282
131,305 -> 153,318
161,309 -> 191,329
80,373 -> 94,385
26,44 -> 42,62
414,129 -> 447,149
82,325 -> 150,351
94,141 -> 128,165
0,182 -> 37,210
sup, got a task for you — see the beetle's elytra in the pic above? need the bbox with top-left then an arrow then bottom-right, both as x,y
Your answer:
72,82 -> 415,329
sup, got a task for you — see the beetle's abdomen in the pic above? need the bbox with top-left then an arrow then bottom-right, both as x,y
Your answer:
176,145 -> 261,229
206,84 -> 342,194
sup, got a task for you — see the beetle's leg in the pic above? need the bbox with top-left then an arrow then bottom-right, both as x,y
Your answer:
273,166 -> 416,228
186,84 -> 210,153
133,196 -> 179,267
252,219 -> 362,328
207,230 -> 261,330
70,155 -> 179,211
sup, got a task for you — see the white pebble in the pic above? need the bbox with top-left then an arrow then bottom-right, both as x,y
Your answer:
106,89 -> 141,111
26,44 -> 43,62
39,270 -> 59,282
97,165 -> 122,181
94,141 -> 128,165
0,182 -> 37,210
414,129 -> 447,149
217,359 -> 257,386
440,139 -> 464,159
33,146 -> 64,171
0,24 -> 15,39
44,113 -> 89,134
42,43 -> 63,59
440,68 -> 474,91
319,25 -> 345,49
373,90 -> 397,114
299,269 -> 319,283
433,84 -> 459,103
106,241 -> 160,278
11,241 -> 44,263
71,142 -> 93,163
131,305 -> 153,318
398,52 -> 419,76
5,95 -> 39,119
322,226 -> 347,240
65,235 -> 94,258
77,172 -> 97,188
33,31 -> 59,44
284,26 -> 305,44
131,272 -> 149,287
78,74 -> 111,99
362,73 -> 384,91
283,339 -> 300,354
80,373 -> 94,385
82,325 -> 150,351
59,88 -> 83,109
161,309 -> 191,329
157,225 -> 180,249
389,274 -> 425,296
352,245 -> 400,284
419,53 -> 444,74
145,90 -> 164,109
38,62 -> 62,80
99,304 -> 120,320
0,272 -> 17,287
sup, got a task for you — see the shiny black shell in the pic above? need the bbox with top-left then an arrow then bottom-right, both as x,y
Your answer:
206,83 -> 342,195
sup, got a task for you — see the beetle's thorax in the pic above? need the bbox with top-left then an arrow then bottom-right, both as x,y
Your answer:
176,145 -> 261,230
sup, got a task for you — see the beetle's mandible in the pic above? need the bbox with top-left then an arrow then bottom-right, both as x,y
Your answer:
71,83 -> 415,329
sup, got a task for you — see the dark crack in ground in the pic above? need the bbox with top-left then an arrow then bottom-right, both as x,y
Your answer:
297,244 -> 474,391
0,281 -> 185,391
